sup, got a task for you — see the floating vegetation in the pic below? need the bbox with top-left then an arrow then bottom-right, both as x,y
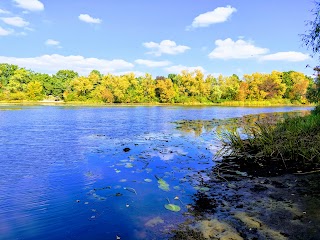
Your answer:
125,163 -> 134,168
164,198 -> 181,212
155,175 -> 170,191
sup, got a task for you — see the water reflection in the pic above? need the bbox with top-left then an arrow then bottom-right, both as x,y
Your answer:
174,110 -> 310,136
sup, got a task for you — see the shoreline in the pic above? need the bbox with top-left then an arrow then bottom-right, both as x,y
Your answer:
0,100 -> 314,108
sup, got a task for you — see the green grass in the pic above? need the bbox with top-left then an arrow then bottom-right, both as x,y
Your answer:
219,112 -> 320,173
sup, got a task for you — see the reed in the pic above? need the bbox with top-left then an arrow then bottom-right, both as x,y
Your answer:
218,112 -> 320,173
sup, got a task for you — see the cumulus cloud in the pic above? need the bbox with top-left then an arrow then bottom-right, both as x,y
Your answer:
0,54 -> 134,75
135,59 -> 171,67
188,5 -> 237,29
1,16 -> 29,27
165,65 -> 206,74
0,26 -> 13,36
143,40 -> 190,56
0,9 -> 11,14
208,38 -> 269,59
13,0 -> 44,11
260,51 -> 310,62
45,39 -> 61,47
78,14 -> 102,24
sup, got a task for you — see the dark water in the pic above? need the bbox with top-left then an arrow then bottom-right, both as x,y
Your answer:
0,105 -> 312,240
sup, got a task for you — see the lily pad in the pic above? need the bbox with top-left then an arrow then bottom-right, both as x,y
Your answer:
125,163 -> 134,168
157,178 -> 170,191
164,204 -> 181,212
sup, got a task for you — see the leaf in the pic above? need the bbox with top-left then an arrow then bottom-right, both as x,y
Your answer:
157,178 -> 170,191
164,204 -> 181,212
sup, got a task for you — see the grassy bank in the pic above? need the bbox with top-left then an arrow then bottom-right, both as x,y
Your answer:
219,110 -> 320,175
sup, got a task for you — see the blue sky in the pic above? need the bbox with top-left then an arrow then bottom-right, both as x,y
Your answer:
0,0 -> 317,77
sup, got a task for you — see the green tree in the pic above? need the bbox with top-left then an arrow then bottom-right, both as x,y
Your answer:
53,70 -> 79,99
302,1 -> 320,104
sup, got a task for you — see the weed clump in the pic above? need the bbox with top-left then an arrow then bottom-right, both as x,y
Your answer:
218,112 -> 320,175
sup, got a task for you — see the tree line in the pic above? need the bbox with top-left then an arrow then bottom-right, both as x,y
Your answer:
0,63 -> 316,104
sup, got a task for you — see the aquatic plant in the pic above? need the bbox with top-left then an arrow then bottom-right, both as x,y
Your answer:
155,175 -> 170,191
218,112 -> 320,174
164,198 -> 181,212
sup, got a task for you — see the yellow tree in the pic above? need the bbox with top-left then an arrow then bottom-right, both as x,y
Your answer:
259,71 -> 286,99
140,73 -> 156,102
289,72 -> 310,101
69,76 -> 94,99
244,73 -> 265,100
26,81 -> 44,100
156,78 -> 175,103
236,81 -> 249,101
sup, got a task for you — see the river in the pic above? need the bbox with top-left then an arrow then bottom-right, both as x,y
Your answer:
0,105 -> 312,240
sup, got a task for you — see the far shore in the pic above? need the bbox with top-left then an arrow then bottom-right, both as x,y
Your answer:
0,100 -> 315,108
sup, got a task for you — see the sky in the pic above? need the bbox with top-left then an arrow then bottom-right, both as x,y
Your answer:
0,0 -> 317,78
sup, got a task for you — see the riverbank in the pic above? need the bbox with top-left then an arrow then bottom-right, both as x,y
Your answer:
171,162 -> 320,240
170,111 -> 320,239
0,100 -> 314,108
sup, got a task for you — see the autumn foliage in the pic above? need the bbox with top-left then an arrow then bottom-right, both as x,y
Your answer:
0,63 -> 314,104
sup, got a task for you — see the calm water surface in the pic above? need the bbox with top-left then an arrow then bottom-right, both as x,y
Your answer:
0,105 -> 311,240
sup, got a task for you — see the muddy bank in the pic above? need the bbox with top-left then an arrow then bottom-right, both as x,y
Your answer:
169,157 -> 320,240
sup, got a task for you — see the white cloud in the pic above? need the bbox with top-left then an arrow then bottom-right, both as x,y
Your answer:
188,5 -> 237,29
135,59 -> 171,67
0,54 -> 134,75
260,51 -> 310,62
165,65 -> 206,74
45,39 -> 61,48
113,71 -> 146,77
78,14 -> 102,24
208,38 -> 269,59
1,17 -> 29,27
0,26 -> 13,36
0,9 -> 11,14
143,40 -> 190,56
13,0 -> 44,11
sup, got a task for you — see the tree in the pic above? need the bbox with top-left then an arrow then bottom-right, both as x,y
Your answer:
301,1 -> 320,55
302,1 -> 320,103
26,81 -> 44,100
155,78 -> 175,103
53,70 -> 79,99
259,71 -> 286,99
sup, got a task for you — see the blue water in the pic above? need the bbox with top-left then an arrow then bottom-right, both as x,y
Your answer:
0,105 -> 312,240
